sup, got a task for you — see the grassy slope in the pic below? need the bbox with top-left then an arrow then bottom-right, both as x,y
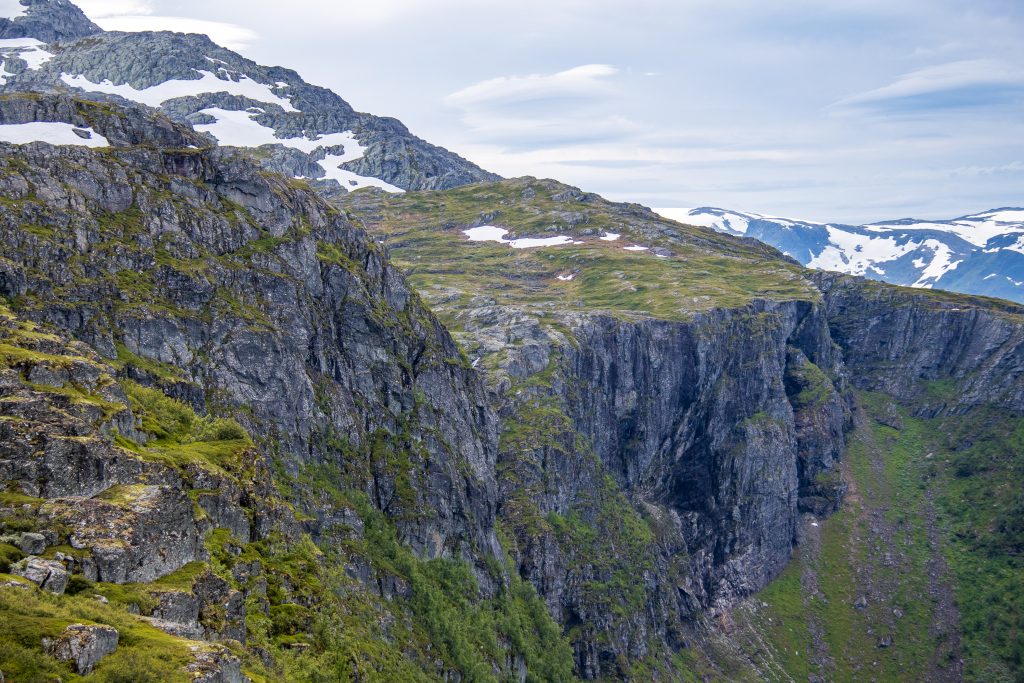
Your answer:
345,178 -> 817,325
731,392 -> 1024,682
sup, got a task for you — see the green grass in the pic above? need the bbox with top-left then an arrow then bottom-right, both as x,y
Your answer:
346,178 -> 818,328
748,392 -> 1024,682
112,343 -> 186,383
0,582 -> 197,682
120,380 -> 252,475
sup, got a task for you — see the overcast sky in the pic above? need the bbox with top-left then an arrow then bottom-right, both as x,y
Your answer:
75,0 -> 1023,223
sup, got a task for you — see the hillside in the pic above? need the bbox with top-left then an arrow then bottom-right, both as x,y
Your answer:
0,2 -> 1021,682
0,0 -> 498,194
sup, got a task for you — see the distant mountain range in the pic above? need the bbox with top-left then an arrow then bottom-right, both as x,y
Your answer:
656,207 -> 1024,303
0,0 -> 497,195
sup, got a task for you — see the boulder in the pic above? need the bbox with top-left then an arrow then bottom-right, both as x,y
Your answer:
43,624 -> 119,674
11,556 -> 68,594
188,647 -> 251,683
18,532 -> 46,555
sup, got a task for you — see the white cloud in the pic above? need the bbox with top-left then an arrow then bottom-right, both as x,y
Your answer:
74,0 -> 153,18
446,64 -> 619,110
89,15 -> 258,51
444,65 -> 626,149
832,59 -> 1024,110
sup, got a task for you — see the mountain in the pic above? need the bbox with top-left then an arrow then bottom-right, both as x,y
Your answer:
0,0 -> 498,195
658,207 -> 1024,303
0,2 -> 1022,683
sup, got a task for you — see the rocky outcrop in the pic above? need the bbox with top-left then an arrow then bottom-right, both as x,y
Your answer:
188,648 -> 251,683
0,0 -> 101,43
42,623 -> 119,674
45,485 -> 204,583
12,555 -> 68,592
0,94 -> 500,566
147,569 -> 247,643
815,272 -> 1024,413
464,298 -> 850,676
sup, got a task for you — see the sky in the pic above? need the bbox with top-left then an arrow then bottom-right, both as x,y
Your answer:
73,0 -> 1024,224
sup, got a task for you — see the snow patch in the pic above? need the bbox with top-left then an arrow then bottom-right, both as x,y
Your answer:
316,154 -> 404,194
0,122 -> 108,148
870,211 -> 1024,248
556,273 -> 575,281
1005,235 -> 1024,256
655,208 -> 751,234
624,245 -> 648,252
600,232 -> 620,241
0,38 -> 55,82
807,227 -> 919,276
463,226 -> 575,249
60,70 -> 298,112
193,108 -> 402,193
912,240 -> 961,287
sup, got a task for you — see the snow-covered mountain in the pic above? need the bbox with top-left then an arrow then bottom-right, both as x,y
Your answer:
0,0 -> 497,195
656,207 -> 1024,303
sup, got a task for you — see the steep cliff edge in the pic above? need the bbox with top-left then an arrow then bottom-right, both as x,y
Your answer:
347,177 -> 1024,680
0,95 -> 1022,681
344,178 -> 856,677
0,94 -> 571,681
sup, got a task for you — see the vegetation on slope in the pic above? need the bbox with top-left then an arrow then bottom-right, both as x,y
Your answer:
344,177 -> 817,325
729,391 -> 1024,682
0,298 -> 576,682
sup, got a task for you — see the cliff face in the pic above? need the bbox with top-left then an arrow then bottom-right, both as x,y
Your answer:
815,273 -> 1024,413
486,301 -> 849,676
1,96 -> 1023,681
346,177 -> 1024,679
0,94 -> 541,680
0,94 -> 500,562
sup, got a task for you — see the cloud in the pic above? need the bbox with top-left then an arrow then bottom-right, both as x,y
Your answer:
74,0 -> 153,18
444,64 -> 626,149
832,59 -> 1024,113
445,64 -> 619,110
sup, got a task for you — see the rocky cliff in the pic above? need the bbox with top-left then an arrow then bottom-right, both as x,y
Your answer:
0,93 -> 573,681
344,177 -> 1024,680
0,10 -> 1020,679
0,0 -> 498,196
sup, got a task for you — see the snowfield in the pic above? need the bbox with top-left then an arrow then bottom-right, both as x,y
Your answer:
0,122 -> 109,147
61,70 -> 299,111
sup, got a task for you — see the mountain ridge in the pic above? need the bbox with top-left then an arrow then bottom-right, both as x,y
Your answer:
0,2 -> 1021,682
0,0 -> 498,195
658,206 -> 1024,303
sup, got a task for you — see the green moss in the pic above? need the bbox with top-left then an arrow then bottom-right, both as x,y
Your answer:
0,544 -> 25,574
344,178 -> 818,327
150,561 -> 209,592
788,355 -> 834,409
121,380 -> 251,475
113,343 -> 186,383
0,581 -> 194,682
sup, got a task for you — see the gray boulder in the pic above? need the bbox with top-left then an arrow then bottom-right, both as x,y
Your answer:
11,556 -> 68,593
188,648 -> 251,683
18,532 -> 46,554
43,623 -> 119,674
